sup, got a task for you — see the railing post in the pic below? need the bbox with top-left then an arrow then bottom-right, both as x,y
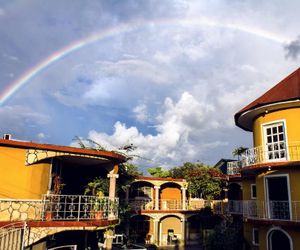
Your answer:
78,195 -> 81,221
181,187 -> 187,210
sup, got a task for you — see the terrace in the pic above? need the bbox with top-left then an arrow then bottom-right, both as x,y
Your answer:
228,200 -> 300,222
227,142 -> 300,172
0,194 -> 119,224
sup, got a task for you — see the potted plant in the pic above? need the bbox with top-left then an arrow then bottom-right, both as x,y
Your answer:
84,177 -> 109,220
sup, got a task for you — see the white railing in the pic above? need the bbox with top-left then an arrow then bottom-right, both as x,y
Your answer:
0,222 -> 26,250
227,161 -> 242,175
0,195 -> 119,222
128,199 -> 226,212
42,194 -> 119,221
228,200 -> 300,222
235,142 -> 300,168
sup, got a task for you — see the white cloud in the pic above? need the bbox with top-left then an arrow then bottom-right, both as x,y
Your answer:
133,103 -> 148,123
87,92 -> 228,170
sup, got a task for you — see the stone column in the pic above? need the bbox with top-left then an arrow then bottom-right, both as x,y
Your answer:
181,187 -> 187,210
107,172 -> 119,200
153,218 -> 160,245
181,218 -> 186,245
107,171 -> 119,220
154,186 -> 160,210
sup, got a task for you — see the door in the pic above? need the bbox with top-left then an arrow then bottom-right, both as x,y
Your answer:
268,230 -> 292,250
266,176 -> 290,220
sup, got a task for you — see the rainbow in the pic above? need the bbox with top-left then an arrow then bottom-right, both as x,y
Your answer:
0,18 -> 289,106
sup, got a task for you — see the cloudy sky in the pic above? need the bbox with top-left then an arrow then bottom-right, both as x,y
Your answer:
0,0 -> 300,172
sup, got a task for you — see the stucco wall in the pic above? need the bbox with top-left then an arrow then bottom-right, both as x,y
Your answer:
0,146 -> 50,199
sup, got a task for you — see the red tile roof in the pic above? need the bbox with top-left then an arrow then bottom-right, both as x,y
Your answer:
235,68 -> 300,130
0,138 -> 126,162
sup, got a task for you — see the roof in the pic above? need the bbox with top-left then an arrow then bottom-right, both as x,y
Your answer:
235,67 -> 300,131
136,176 -> 186,182
0,138 -> 127,162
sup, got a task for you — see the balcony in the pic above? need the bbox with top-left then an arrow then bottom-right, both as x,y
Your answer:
228,200 -> 300,222
233,142 -> 300,168
127,199 -> 226,214
227,161 -> 242,175
0,194 -> 118,223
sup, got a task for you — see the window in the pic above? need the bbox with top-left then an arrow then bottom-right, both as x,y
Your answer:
251,184 -> 257,199
264,122 -> 286,161
252,228 -> 259,246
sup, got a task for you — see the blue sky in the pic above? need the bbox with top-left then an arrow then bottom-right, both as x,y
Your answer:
0,0 -> 300,171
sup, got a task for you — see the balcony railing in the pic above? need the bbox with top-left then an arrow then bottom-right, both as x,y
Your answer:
233,142 -> 300,168
227,161 -> 242,175
0,195 -> 118,222
228,200 -> 300,222
127,199 -> 226,213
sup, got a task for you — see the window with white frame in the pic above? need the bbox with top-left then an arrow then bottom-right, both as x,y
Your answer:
252,228 -> 259,246
251,184 -> 257,199
264,122 -> 286,161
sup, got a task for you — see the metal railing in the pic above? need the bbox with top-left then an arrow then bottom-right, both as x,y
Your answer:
227,161 -> 242,175
0,222 -> 26,250
0,195 -> 119,222
228,200 -> 300,222
127,199 -> 225,212
232,142 -> 300,168
42,194 -> 119,221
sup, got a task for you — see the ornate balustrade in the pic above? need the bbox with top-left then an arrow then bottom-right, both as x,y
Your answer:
232,142 -> 300,168
228,200 -> 300,222
0,195 -> 119,222
127,198 -> 225,212
227,161 -> 242,175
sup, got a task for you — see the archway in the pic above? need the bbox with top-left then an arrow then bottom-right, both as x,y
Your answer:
268,228 -> 292,250
228,183 -> 242,200
160,215 -> 182,245
129,215 -> 152,244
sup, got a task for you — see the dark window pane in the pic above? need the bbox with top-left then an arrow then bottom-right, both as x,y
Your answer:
273,135 -> 278,142
267,128 -> 271,135
278,126 -> 283,133
272,127 -> 277,133
279,134 -> 284,141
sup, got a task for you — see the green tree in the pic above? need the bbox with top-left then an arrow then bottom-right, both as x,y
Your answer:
147,167 -> 170,177
187,166 -> 224,199
232,146 -> 248,160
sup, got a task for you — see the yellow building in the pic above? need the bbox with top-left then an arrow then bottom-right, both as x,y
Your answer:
0,136 -> 126,249
231,68 -> 300,250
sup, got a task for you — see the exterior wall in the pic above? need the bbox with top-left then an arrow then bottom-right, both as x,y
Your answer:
0,146 -> 50,199
242,179 -> 255,200
161,187 -> 181,200
253,107 -> 300,148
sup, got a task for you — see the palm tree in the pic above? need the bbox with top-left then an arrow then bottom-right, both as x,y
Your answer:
232,146 -> 248,160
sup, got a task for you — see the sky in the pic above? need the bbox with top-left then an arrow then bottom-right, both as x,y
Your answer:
0,0 -> 300,172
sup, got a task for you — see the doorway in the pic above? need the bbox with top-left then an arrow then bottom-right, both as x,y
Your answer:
268,229 -> 292,250
265,175 -> 290,220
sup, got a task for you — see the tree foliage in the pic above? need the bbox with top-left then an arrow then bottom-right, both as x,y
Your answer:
169,162 -> 225,199
147,167 -> 170,178
232,146 -> 248,160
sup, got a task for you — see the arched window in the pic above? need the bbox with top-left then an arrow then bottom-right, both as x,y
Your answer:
268,228 -> 292,250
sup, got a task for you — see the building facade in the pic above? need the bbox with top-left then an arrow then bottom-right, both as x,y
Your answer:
231,68 -> 300,250
125,176 -> 225,247
0,137 -> 126,249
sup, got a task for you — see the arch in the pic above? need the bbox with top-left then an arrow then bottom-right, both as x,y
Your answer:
129,181 -> 154,200
129,215 -> 152,244
160,215 -> 182,245
228,182 -> 242,200
267,227 -> 293,250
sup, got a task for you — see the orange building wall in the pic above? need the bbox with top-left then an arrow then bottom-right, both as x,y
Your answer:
0,146 -> 50,199
160,187 -> 181,200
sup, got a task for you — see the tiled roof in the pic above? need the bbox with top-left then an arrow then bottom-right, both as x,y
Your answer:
235,68 -> 300,129
0,138 -> 126,162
